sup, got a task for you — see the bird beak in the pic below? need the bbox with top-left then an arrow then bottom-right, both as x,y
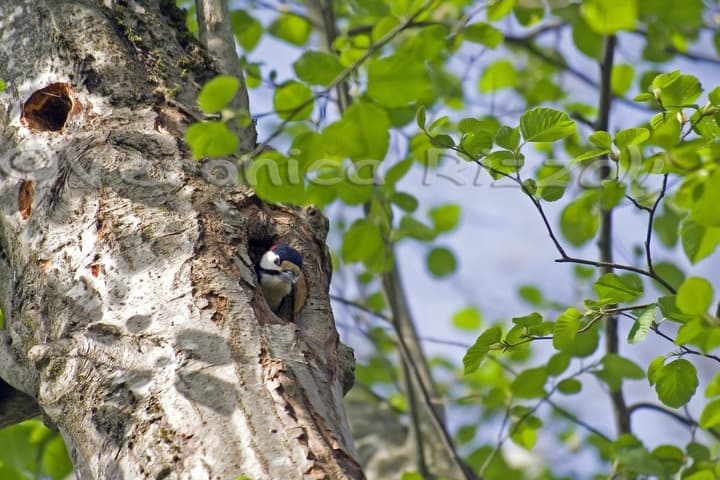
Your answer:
281,271 -> 298,284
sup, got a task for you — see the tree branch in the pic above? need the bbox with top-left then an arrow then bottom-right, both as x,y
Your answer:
594,33 -> 631,437
628,402 -> 720,440
195,0 -> 256,150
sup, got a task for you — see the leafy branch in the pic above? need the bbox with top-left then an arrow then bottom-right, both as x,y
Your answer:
479,362 -> 599,476
249,0 -> 439,158
443,139 -> 677,293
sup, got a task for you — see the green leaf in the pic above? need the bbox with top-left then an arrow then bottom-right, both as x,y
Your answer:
323,102 -> 391,161
649,112 -> 681,148
595,354 -> 645,391
614,127 -> 650,149
572,18 -> 603,59
390,192 -> 418,212
463,325 -> 502,374
520,107 -> 576,143
197,75 -> 240,114
429,204 -> 461,233
690,169 -> 720,227
627,306 -> 656,344
547,352 -> 571,376
230,11 -> 263,51
273,81 -> 313,121
510,367 -> 547,398
659,74 -> 703,106
487,0 -> 515,21
426,247 -> 457,277
464,23 -> 503,48
570,148 -> 610,164
674,318 -> 720,350
185,121 -> 238,159
676,276 -> 713,315
430,134 -> 455,148
268,13 -> 311,45
367,54 -> 432,107
709,86 -> 720,106
611,64 -> 635,96
680,219 -> 720,264
652,70 -> 681,89
557,378 -> 582,394
452,307 -> 483,331
495,125 -> 520,151
0,422 -> 42,475
650,445 -> 685,475
400,472 -> 424,480
42,434 -> 72,479
518,285 -> 543,306
536,163 -> 570,202
478,60 -> 517,93
686,441 -> 711,462
398,216 -> 435,241
415,105 -> 426,130
653,207 -> 682,247
0,80 -> 5,92
456,424 -> 477,445
524,180 -> 538,198
647,356 -> 665,386
581,0 -> 638,34
510,417 -> 540,449
569,322 -> 600,358
342,220 -> 384,263
589,130 -> 612,149
699,398 -> 720,429
249,151 -> 306,204
706,370 -> 720,397
485,150 -> 522,177
560,191 -> 599,246
511,312 -> 543,328
599,180 -> 626,210
293,51 -> 344,86
553,307 -> 581,351
655,359 -> 698,408
593,273 -> 643,304
657,295 -> 695,323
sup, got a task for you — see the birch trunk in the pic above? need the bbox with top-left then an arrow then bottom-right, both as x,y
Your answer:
0,1 -> 361,478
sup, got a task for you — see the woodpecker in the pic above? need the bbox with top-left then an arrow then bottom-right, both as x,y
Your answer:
257,244 -> 304,312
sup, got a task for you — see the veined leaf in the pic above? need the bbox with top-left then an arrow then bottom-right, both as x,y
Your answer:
655,359 -> 698,408
520,107 -> 576,143
463,326 -> 502,374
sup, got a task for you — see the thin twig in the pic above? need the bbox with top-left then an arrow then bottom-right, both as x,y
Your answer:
455,144 -> 676,293
546,399 -> 612,442
644,174 -> 668,278
330,294 -> 392,322
650,322 -> 720,364
628,402 -> 720,440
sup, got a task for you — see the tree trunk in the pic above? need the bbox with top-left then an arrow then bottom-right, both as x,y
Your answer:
0,1 -> 361,478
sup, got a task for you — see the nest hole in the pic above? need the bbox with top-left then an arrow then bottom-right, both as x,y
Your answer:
247,236 -> 278,268
21,82 -> 74,132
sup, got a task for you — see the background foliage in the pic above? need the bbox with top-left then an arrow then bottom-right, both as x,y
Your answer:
3,0 -> 720,478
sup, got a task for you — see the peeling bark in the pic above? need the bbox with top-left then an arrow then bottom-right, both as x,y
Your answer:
0,1 -> 360,478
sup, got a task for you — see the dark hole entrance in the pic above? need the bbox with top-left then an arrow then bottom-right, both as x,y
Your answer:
248,237 -> 277,269
21,82 -> 74,132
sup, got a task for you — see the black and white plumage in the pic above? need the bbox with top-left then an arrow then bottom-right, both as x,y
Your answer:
257,244 -> 304,312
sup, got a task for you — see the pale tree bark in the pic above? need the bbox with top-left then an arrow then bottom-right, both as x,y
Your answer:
0,1 -> 360,479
